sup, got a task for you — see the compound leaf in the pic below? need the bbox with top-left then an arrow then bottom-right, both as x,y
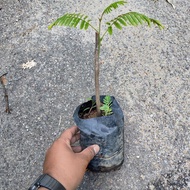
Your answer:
102,1 -> 127,16
48,13 -> 91,30
106,12 -> 164,34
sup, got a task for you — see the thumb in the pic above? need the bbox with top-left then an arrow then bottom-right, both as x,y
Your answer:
80,145 -> 100,163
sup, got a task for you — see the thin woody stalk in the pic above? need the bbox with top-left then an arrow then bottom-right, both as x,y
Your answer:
94,32 -> 101,116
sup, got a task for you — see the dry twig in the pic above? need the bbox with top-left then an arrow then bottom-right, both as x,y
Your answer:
166,0 -> 175,9
0,75 -> 11,113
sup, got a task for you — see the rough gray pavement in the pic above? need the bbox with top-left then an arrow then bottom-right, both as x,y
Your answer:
0,0 -> 189,189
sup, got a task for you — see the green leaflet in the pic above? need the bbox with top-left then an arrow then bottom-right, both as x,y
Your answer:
103,95 -> 112,106
127,13 -> 139,26
80,20 -> 85,29
84,20 -> 90,30
151,19 -> 164,30
117,17 -> 127,26
113,21 -> 122,29
131,13 -> 143,25
140,14 -> 151,26
107,25 -> 113,35
73,17 -> 81,27
124,14 -> 135,25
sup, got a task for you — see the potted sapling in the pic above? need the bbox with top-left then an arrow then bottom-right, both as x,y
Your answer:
48,1 -> 164,172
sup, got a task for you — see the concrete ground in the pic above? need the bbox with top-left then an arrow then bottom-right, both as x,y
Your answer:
0,0 -> 189,189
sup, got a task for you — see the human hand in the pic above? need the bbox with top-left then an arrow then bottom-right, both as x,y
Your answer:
42,126 -> 100,190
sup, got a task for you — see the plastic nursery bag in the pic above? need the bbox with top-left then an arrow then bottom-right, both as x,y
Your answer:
73,96 -> 124,172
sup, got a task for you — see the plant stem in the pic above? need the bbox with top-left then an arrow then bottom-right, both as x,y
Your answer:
94,32 -> 101,116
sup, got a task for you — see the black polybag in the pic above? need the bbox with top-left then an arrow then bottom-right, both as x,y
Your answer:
73,95 -> 124,172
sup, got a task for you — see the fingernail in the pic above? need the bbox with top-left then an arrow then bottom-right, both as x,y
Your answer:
93,145 -> 100,155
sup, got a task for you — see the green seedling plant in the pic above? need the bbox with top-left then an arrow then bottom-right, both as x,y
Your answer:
100,95 -> 113,116
48,1 -> 164,117
83,98 -> 96,114
84,95 -> 112,116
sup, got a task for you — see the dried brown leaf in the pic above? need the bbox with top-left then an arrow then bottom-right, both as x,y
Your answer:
0,75 -> 8,86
